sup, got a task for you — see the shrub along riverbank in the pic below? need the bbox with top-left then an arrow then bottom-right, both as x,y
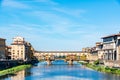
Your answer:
0,64 -> 31,76
79,61 -> 120,75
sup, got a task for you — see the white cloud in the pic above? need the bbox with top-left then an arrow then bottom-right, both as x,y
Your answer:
29,10 -> 70,24
1,0 -> 30,9
35,0 -> 58,5
53,7 -> 86,17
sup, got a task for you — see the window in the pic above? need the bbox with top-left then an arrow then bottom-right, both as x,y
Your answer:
103,37 -> 113,42
118,40 -> 120,45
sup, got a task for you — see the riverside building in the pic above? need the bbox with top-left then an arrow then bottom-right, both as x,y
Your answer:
102,33 -> 120,61
0,38 -> 6,59
102,33 -> 120,67
11,36 -> 34,61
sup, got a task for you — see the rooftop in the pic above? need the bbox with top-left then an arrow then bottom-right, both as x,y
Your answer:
0,38 -> 5,40
11,43 -> 25,45
102,33 -> 120,39
36,51 -> 83,53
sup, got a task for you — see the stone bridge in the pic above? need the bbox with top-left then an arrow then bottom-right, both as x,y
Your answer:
34,51 -> 84,65
44,54 -> 79,65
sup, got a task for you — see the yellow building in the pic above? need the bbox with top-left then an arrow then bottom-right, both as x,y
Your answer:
11,36 -> 34,61
79,52 -> 91,60
82,47 -> 91,52
0,38 -> 6,59
82,46 -> 99,61
89,53 -> 98,61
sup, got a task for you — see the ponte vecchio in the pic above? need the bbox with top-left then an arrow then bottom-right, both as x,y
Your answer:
34,51 -> 89,65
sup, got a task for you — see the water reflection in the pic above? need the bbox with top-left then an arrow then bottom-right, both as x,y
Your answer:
1,60 -> 120,80
11,70 -> 25,80
0,70 -> 26,80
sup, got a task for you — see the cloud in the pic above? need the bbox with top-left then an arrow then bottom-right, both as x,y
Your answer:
1,0 -> 87,36
1,0 -> 30,9
35,0 -> 58,5
29,10 -> 70,24
0,23 -> 102,50
0,0 -> 102,50
53,7 -> 86,17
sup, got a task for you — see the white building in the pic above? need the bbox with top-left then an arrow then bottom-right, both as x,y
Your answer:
102,33 -> 120,61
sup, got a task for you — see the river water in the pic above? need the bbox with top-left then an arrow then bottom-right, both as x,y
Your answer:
1,60 -> 120,80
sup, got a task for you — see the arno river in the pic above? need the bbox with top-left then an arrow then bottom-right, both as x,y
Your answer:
1,60 -> 120,80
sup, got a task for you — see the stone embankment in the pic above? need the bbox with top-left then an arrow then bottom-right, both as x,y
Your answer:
0,59 -> 39,76
80,61 -> 120,75
0,64 -> 31,76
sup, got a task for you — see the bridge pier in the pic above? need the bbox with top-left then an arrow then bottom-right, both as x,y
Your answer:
46,60 -> 52,65
68,59 -> 73,65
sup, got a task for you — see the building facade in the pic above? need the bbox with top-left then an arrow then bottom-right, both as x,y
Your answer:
11,36 -> 34,61
96,42 -> 104,60
0,38 -> 6,59
5,46 -> 11,59
102,33 -> 120,61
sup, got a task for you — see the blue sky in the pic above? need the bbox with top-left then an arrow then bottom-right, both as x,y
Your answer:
0,0 -> 120,51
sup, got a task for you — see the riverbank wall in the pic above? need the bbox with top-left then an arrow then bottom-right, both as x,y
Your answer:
0,64 -> 31,77
0,60 -> 39,70
80,62 -> 120,75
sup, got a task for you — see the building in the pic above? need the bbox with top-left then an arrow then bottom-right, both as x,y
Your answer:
82,47 -> 91,52
96,42 -> 104,59
5,46 -> 11,59
0,38 -> 6,59
102,33 -> 120,61
11,36 -> 34,61
102,33 -> 120,67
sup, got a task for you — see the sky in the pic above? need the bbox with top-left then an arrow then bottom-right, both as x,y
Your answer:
0,0 -> 120,51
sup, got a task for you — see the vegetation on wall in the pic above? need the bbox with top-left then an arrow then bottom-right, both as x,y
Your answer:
80,60 -> 120,75
0,64 -> 31,76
